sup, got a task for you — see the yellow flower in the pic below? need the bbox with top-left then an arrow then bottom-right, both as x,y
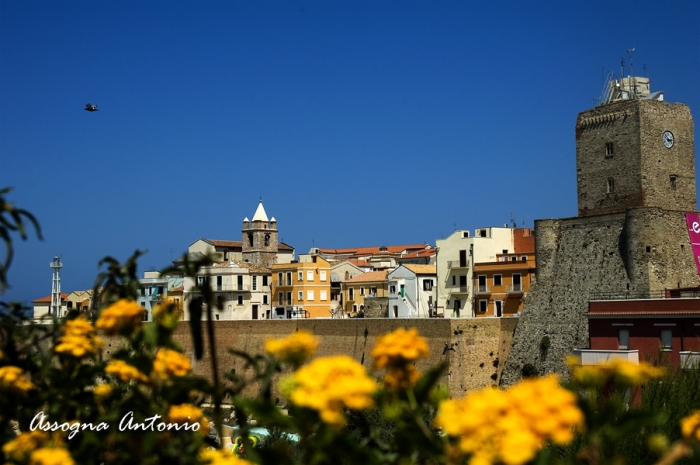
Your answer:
0,365 -> 34,394
152,302 -> 181,329
29,447 -> 75,465
569,358 -> 665,387
95,299 -> 144,335
3,431 -> 48,461
199,448 -> 254,465
436,375 -> 583,465
371,328 -> 429,369
681,410 -> 700,441
93,384 -> 113,400
383,366 -> 421,391
265,330 -> 319,365
167,404 -> 209,435
55,316 -> 104,357
105,360 -> 149,383
289,355 -> 377,426
153,348 -> 192,379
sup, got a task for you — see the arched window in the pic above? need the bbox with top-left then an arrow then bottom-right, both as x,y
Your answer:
248,233 -> 253,246
264,234 -> 270,246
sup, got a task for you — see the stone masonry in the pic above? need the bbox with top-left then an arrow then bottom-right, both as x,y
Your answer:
501,96 -> 697,386
102,318 -> 518,398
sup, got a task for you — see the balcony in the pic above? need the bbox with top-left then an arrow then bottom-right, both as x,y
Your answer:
680,351 -> 700,369
447,260 -> 469,269
506,284 -> 524,295
452,285 -> 469,294
571,349 -> 639,365
213,284 -> 250,292
474,284 -> 491,295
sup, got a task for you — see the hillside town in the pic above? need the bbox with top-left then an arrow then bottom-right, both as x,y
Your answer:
32,73 -> 700,381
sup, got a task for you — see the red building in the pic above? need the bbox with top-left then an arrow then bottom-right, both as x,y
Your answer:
585,294 -> 700,367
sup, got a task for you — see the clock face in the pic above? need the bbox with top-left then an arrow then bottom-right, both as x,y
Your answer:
663,131 -> 675,149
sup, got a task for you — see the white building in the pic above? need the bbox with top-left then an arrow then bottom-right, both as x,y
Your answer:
388,264 -> 437,318
436,227 -> 515,318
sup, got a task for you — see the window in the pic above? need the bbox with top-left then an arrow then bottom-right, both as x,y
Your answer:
298,271 -> 303,281
512,273 -> 522,291
370,286 -> 377,295
278,273 -> 283,285
262,275 -> 268,286
353,304 -> 357,313
423,280 -> 434,291
286,272 -> 292,286
247,232 -> 253,246
479,300 -> 487,312
237,275 -> 243,290
670,175 -> 677,190
349,288 -> 354,300
459,250 -> 467,267
197,276 -> 207,286
478,275 -> 487,292
215,314 -> 220,320
607,178 -> 615,193
286,292 -> 292,305
390,285 -> 396,294
618,330 -> 629,350
606,142 -> 614,157
237,295 -> 243,306
264,234 -> 270,246
298,291 -> 303,301
660,330 -> 673,350
360,286 -> 365,296
320,270 -> 327,281
452,276 -> 456,286
263,295 -> 268,304
494,275 -> 502,286
252,276 -> 257,291
495,300 -> 503,317
278,292 -> 283,305
307,270 -> 314,282
320,290 -> 327,301
521,256 -> 527,262
307,290 -> 314,301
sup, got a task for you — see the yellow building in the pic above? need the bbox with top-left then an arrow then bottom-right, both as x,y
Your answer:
341,270 -> 389,317
271,255 -> 331,319
472,251 -> 536,317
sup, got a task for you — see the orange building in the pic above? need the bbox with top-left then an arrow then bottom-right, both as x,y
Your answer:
341,270 -> 389,316
472,228 -> 536,317
271,255 -> 331,319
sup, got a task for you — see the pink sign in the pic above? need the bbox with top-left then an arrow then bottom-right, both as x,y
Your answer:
685,213 -> 700,277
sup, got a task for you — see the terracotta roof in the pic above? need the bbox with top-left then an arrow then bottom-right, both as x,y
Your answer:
32,293 -> 69,303
169,286 -> 184,292
319,244 -> 431,255
344,270 -> 389,283
400,249 -> 437,259
403,264 -> 437,275
208,239 -> 243,248
235,261 -> 272,273
278,242 -> 294,251
349,259 -> 372,268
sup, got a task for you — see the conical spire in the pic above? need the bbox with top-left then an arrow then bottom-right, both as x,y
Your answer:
251,200 -> 269,222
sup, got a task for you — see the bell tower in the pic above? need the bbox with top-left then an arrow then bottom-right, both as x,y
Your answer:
242,200 -> 279,267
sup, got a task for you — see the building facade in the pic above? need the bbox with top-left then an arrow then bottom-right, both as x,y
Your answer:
271,255 -> 332,319
435,227 -> 516,318
341,270 -> 389,317
388,264 -> 437,318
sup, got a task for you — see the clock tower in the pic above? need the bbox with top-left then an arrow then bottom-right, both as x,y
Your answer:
575,84 -> 695,217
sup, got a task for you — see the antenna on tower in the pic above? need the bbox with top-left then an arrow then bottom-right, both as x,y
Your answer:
50,256 -> 63,317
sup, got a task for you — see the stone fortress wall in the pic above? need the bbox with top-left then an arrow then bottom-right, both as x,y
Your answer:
499,209 -> 700,386
103,318 -> 518,398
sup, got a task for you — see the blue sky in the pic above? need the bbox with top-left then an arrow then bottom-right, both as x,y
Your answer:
1,0 -> 698,305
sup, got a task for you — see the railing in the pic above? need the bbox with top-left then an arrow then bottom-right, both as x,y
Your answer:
453,285 -> 469,293
447,260 -> 469,269
589,291 -> 667,300
475,285 -> 490,294
506,284 -> 523,293
680,352 -> 700,369
213,284 -> 250,292
571,349 -> 639,365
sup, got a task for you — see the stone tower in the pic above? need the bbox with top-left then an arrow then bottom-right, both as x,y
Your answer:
242,201 -> 279,267
577,99 -> 696,216
500,80 -> 699,387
